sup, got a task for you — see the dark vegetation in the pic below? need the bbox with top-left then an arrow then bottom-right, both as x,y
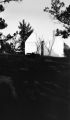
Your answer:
18,20 -> 33,53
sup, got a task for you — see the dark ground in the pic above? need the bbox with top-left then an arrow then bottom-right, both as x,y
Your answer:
0,67 -> 70,120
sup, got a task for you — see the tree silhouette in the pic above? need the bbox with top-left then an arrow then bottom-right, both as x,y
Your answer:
0,3 -> 7,53
0,0 -> 22,54
44,0 -> 70,57
44,0 -> 65,17
0,3 -> 7,29
4,42 -> 15,53
0,4 -> 4,12
0,0 -> 22,4
44,0 -> 70,39
6,33 -> 13,40
0,18 -> 7,29
18,19 -> 33,54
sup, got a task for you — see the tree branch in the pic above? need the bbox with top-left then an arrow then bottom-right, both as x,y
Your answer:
0,0 -> 22,3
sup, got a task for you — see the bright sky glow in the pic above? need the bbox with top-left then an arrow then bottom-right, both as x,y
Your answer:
0,0 -> 70,56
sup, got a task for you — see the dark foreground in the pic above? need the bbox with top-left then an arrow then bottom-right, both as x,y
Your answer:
0,67 -> 70,120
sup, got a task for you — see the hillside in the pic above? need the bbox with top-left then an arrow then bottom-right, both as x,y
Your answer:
0,54 -> 70,120
0,54 -> 69,74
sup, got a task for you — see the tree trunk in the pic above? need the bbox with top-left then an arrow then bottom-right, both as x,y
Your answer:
21,41 -> 25,54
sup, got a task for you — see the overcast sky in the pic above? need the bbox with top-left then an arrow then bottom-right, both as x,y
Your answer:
1,0 -> 70,56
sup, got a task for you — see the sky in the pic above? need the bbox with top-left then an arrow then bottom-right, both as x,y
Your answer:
1,0 -> 70,56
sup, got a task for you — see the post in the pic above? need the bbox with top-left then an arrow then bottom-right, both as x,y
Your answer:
41,41 -> 44,56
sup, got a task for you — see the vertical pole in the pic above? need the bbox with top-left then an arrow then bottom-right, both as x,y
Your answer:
41,41 -> 44,56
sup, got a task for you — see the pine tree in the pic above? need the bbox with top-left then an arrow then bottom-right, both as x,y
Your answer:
18,19 -> 33,54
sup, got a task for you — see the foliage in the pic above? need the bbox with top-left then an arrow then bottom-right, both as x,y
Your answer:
44,0 -> 70,39
0,18 -> 7,29
44,0 -> 65,17
6,34 -> 13,40
18,19 -> 33,53
4,42 -> 15,53
0,0 -> 22,3
0,39 -> 15,54
0,0 -> 22,54
18,19 -> 33,41
0,4 -> 7,29
13,31 -> 18,36
0,4 -> 4,12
